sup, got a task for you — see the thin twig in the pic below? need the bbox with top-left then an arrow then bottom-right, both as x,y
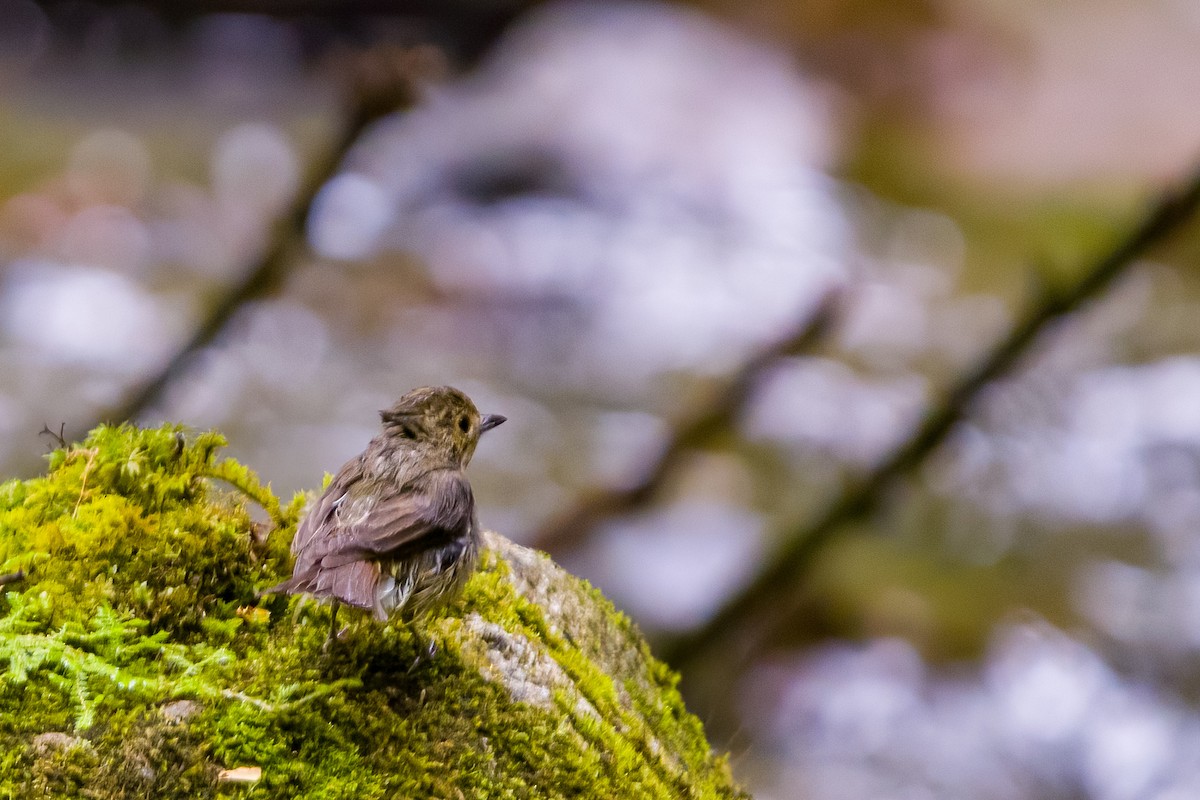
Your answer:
530,292 -> 842,553
0,570 -> 26,587
663,166 -> 1200,671
38,423 -> 66,449
71,448 -> 98,518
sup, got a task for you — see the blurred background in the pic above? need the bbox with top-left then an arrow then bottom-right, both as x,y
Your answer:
3,0 -> 1200,796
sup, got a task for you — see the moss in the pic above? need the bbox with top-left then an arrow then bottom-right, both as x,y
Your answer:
0,423 -> 745,798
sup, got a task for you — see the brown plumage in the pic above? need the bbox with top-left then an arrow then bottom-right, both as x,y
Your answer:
269,386 -> 505,621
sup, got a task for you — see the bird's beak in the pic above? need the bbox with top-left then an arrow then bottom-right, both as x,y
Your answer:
480,414 -> 506,433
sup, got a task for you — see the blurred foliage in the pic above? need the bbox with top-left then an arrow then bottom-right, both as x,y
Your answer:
4,0 -> 1200,797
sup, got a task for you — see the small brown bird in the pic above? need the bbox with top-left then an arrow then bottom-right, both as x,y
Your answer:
269,386 -> 505,634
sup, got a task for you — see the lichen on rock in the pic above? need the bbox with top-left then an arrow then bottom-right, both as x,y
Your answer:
0,423 -> 745,799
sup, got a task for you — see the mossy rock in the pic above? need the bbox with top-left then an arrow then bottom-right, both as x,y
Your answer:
0,424 -> 745,799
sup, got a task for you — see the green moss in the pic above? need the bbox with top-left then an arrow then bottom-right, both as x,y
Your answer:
0,423 -> 744,798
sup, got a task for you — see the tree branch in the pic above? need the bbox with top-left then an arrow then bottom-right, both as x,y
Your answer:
88,46 -> 435,432
530,292 -> 841,554
663,166 -> 1200,671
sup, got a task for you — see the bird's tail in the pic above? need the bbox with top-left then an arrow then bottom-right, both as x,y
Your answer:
263,561 -> 379,613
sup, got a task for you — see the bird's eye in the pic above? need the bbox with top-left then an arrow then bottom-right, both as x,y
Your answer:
458,415 -> 470,433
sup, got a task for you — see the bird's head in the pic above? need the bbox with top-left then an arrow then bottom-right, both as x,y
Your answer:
380,386 -> 505,466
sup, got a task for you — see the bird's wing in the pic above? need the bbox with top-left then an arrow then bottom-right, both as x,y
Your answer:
289,458 -> 365,558
311,468 -> 475,569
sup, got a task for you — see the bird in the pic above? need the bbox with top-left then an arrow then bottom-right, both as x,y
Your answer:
268,386 -> 505,641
